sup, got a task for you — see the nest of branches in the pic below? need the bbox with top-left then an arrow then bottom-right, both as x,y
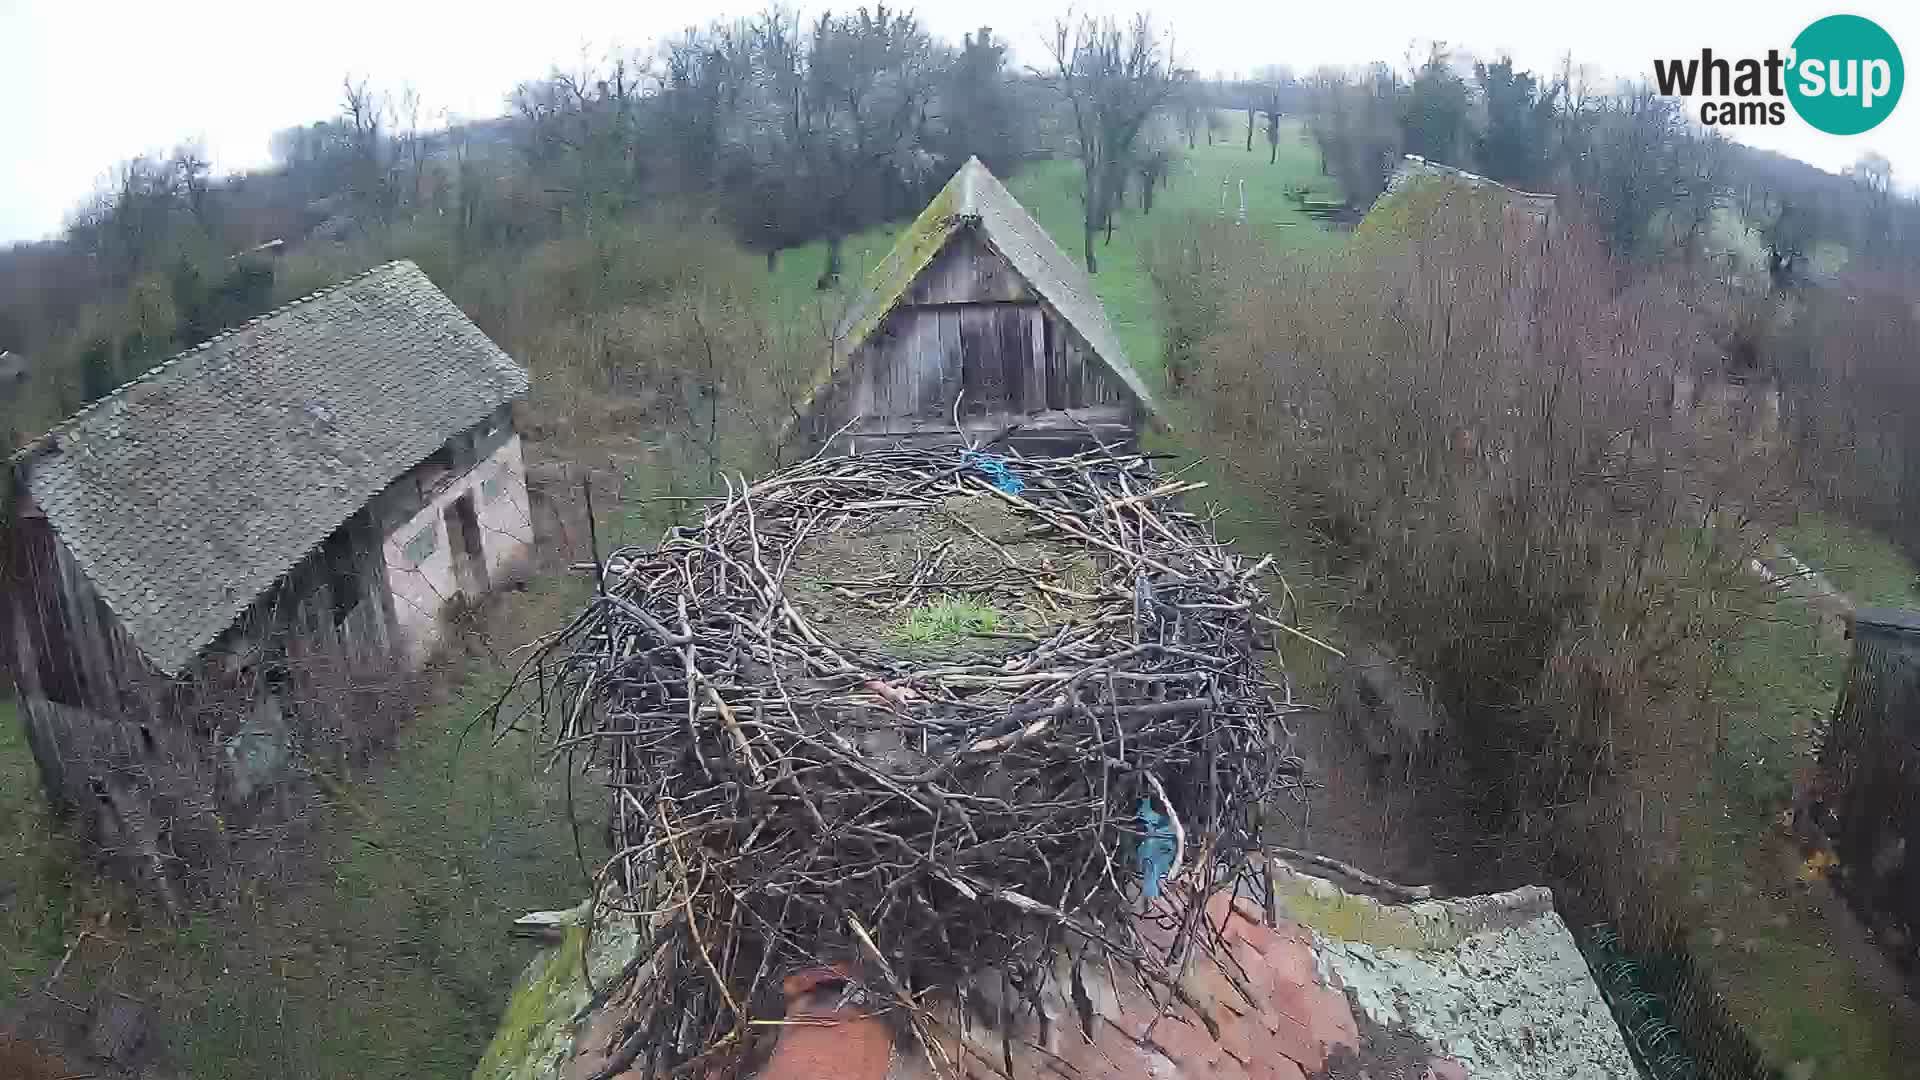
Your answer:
496,444 -> 1317,1078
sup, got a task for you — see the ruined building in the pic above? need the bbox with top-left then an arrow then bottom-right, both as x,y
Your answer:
3,260 -> 532,898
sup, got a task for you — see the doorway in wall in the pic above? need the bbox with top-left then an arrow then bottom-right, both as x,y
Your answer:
442,492 -> 489,598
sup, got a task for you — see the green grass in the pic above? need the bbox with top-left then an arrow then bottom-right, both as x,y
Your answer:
1777,511 -> 1920,608
0,578 -> 601,1079
1676,535 -> 1910,1074
0,695 -> 83,1005
1711,601 -> 1843,816
893,596 -> 1003,647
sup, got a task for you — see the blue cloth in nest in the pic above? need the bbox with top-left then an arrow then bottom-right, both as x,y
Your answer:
1137,797 -> 1177,899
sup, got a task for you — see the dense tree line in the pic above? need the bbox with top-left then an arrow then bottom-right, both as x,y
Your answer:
4,12 -> 1918,458
0,11 -> 1054,440
0,8 -> 1224,445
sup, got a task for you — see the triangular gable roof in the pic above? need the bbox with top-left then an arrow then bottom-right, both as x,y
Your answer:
14,261 -> 529,675
813,157 -> 1160,422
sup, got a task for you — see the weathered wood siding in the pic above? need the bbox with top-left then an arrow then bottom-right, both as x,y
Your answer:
813,228 -> 1140,454
1819,607 -> 1920,976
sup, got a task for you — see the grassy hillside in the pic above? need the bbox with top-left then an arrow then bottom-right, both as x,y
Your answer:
1779,512 -> 1920,608
1685,513 -> 1920,1074
0,695 -> 74,1004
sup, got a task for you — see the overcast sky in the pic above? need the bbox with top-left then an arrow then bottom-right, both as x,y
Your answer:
2,0 -> 1916,246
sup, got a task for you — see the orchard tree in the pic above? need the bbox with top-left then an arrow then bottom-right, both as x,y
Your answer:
1045,13 -> 1186,273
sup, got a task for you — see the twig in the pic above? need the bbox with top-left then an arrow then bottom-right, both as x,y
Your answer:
1271,846 -> 1434,902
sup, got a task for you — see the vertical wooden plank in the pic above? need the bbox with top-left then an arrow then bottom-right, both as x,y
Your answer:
1043,314 -> 1064,411
990,308 -> 1013,413
881,313 -> 913,416
957,307 -> 981,416
937,308 -> 964,418
1057,330 -> 1083,409
849,339 -> 876,419
885,314 -> 914,416
1000,307 -> 1019,413
911,311 -> 943,415
1025,307 -> 1047,413
1000,307 -> 1030,413
889,315 -> 910,417
961,308 -> 1004,415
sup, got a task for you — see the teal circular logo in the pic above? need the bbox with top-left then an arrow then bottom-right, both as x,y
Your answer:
1788,15 -> 1903,135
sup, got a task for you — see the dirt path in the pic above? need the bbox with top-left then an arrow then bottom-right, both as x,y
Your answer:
1752,542 -> 1854,638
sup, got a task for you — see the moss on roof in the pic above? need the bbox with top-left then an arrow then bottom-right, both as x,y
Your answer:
1361,156 -> 1556,244
841,175 -> 964,361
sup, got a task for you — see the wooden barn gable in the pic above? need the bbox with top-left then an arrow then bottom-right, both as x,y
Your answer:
793,157 -> 1160,455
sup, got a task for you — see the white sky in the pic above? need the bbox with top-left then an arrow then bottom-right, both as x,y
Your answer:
2,0 -> 1916,245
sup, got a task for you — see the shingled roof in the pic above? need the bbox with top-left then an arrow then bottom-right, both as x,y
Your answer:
16,260 -> 528,675
816,156 -> 1159,418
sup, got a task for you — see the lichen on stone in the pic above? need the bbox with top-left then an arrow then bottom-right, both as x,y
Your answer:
470,906 -> 642,1080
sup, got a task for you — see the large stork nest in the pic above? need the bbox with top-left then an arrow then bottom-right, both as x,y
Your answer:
494,445 -> 1319,1078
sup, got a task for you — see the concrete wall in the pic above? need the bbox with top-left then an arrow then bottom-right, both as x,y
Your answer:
474,434 -> 535,584
381,431 -> 533,662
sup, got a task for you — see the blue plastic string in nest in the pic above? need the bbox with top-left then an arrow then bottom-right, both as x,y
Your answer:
960,449 -> 1025,495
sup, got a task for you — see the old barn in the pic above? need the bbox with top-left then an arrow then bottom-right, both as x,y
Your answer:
3,260 -> 533,897
793,157 -> 1160,455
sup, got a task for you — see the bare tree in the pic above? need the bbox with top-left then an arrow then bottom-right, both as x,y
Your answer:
1848,151 -> 1894,258
1044,13 -> 1185,273
1850,151 -> 1894,198
340,76 -> 391,222
394,84 -> 427,212
508,52 -> 654,224
1176,80 -> 1203,149
1246,67 -> 1294,164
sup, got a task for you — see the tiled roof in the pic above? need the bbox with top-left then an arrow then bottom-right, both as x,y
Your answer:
542,862 -> 1638,1080
17,260 -> 528,675
804,156 -> 1160,421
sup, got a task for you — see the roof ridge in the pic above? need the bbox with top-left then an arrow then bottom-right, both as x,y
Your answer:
11,260 -> 414,463
958,156 -> 983,217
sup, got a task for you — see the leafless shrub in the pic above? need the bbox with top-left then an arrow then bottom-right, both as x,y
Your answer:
1777,271 -> 1920,560
1142,213 -> 1274,388
1190,194 -> 1790,831
26,638 -> 429,908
